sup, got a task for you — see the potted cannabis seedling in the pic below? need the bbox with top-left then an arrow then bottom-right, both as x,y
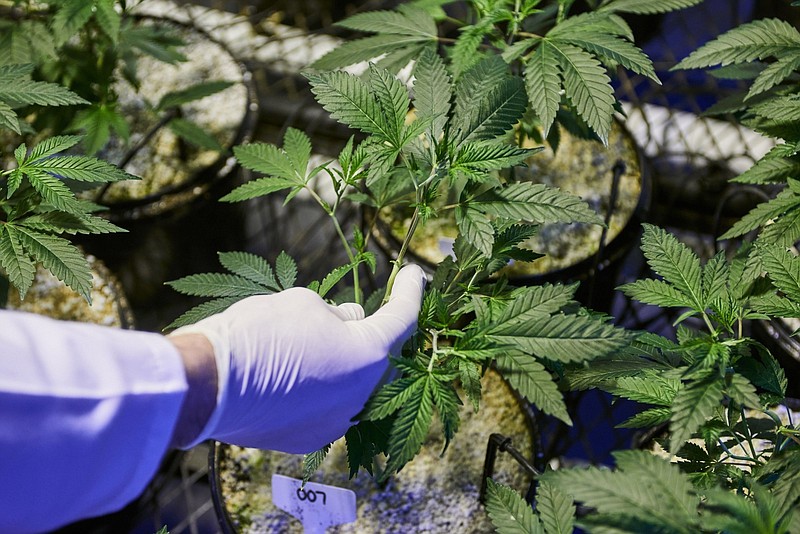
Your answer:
0,68 -> 138,326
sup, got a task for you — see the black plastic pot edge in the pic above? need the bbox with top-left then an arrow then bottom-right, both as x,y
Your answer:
97,12 -> 260,223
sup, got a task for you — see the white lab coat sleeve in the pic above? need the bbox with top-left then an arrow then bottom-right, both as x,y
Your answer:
0,309 -> 188,533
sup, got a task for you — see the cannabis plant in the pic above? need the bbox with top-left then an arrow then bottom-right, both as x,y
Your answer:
0,69 -> 135,303
478,8 -> 800,533
166,0 -> 713,488
0,0 -> 232,156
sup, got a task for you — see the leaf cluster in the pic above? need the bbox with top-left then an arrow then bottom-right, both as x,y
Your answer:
310,0 -> 699,144
0,135 -> 133,301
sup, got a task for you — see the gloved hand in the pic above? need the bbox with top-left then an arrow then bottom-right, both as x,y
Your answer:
170,264 -> 426,453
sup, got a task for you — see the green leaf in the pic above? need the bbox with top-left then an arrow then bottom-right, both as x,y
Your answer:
302,444 -> 331,485
669,376 -> 725,453
413,48 -> 452,140
430,378 -> 461,452
232,142 -> 301,182
492,284 -> 577,329
721,189 -> 800,238
536,480 -> 576,534
365,376 -> 425,420
219,177 -> 299,202
496,351 -> 571,424
549,42 -> 615,144
455,205 -> 494,257
490,313 -> 629,363
751,95 -> 800,123
747,55 -> 800,100
94,0 -> 121,44
316,263 -> 353,298
599,0 -> 704,14
306,70 -> 396,142
702,252 -> 729,304
458,360 -> 482,411
453,141 -> 537,174
453,57 -> 510,123
619,278 -> 697,309
283,128 -> 313,178
0,225 -> 36,300
28,155 -> 137,183
565,351 -> 674,391
52,0 -> 94,45
640,224 -> 704,311
0,101 -> 19,133
19,211 -> 124,236
166,297 -> 243,329
484,478 -> 543,534
157,81 -> 235,110
384,375 -> 434,476
551,32 -> 658,82
168,118 -> 224,152
336,7 -> 437,38
525,41 -> 562,139
368,65 -> 409,146
732,157 -> 800,185
25,171 -> 84,215
726,373 -> 761,409
311,34 -> 428,71
27,136 -> 82,163
758,243 -> 800,300
611,373 -> 679,406
472,182 -> 602,225
166,273 -> 271,298
14,227 -> 93,302
217,251 -> 280,290
673,19 -> 800,70
275,251 -> 298,289
455,76 -> 527,143
0,77 -> 88,108
616,407 -> 672,429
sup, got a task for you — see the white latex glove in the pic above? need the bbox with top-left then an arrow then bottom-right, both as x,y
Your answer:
170,264 -> 425,453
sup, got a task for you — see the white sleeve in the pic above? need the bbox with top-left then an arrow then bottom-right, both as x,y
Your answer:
0,309 -> 188,534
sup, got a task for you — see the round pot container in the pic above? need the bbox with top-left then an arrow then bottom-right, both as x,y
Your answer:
5,253 -> 134,329
210,370 -> 537,533
92,13 -> 258,223
371,120 -> 649,309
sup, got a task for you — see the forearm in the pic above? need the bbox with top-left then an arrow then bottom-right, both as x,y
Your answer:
168,333 -> 218,449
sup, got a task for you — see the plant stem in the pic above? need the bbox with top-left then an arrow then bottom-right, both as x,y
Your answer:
382,201 -> 421,305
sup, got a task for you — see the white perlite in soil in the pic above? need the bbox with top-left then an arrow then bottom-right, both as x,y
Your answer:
96,16 -> 249,215
380,122 -> 643,278
6,254 -> 133,328
218,371 -> 535,533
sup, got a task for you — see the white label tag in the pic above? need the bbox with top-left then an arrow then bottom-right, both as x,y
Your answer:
271,474 -> 357,533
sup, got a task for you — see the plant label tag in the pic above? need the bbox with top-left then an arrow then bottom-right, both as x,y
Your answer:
272,474 -> 357,533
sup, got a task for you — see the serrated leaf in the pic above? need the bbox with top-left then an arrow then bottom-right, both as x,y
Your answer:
430,378 -> 461,453
611,374 -> 679,406
19,211 -> 125,235
732,157 -> 800,185
536,480 -> 576,534
283,128 -> 313,178
52,0 -> 94,45
458,360 -> 482,411
490,313 -> 629,363
751,95 -> 800,123
550,42 -> 615,144
93,0 -> 120,44
302,444 -> 331,484
599,0 -> 704,14
640,224 -> 704,311
26,171 -> 84,215
747,55 -> 800,100
413,48 -> 451,140
565,352 -> 673,391
27,136 -> 82,162
316,263 -> 353,298
761,207 -> 800,246
551,32 -> 658,82
472,182 -> 602,225
758,243 -> 800,300
525,41 -> 562,139
0,77 -> 88,108
454,141 -> 537,173
368,65 -> 409,146
455,205 -> 494,257
455,76 -> 527,143
727,373 -> 761,409
337,7 -> 437,38
619,278 -> 696,308
168,118 -> 224,152
669,377 -> 725,453
275,251 -> 297,289
702,252 -> 729,304
0,101 -> 19,133
453,56 -> 510,123
306,70 -> 396,142
617,407 -> 672,429
166,297 -> 243,329
232,142 -> 300,182
0,225 -> 36,300
166,273 -> 271,298
484,478 -> 543,534
14,227 -> 92,302
29,155 -> 137,183
496,351 -> 571,425
384,375 -> 434,476
493,284 -> 577,328
219,177 -> 299,202
157,81 -> 234,110
365,376 -> 425,420
311,34 -> 427,71
217,251 -> 280,290
722,189 -> 800,239
673,19 -> 800,71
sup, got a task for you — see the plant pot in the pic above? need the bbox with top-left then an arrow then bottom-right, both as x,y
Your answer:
370,120 -> 650,309
91,12 -> 258,223
209,370 -> 538,533
4,253 -> 134,329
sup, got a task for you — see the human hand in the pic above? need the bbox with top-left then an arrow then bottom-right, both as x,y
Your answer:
169,264 -> 426,453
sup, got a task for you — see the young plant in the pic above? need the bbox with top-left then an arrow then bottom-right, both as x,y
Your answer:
168,46 -> 633,481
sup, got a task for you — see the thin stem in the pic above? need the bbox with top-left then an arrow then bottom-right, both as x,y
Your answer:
382,201 -> 422,305
428,329 -> 439,372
